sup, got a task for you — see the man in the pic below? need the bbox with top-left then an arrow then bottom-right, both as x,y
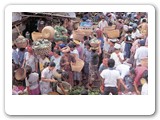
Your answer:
110,43 -> 124,67
100,59 -> 127,95
134,40 -> 148,66
50,50 -> 61,70
40,62 -> 57,94
98,16 -> 108,31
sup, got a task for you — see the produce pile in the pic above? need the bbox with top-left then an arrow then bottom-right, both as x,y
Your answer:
68,86 -> 100,95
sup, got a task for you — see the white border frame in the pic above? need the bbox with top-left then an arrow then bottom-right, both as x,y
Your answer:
5,5 -> 155,115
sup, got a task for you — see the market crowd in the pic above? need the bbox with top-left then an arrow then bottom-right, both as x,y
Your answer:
12,12 -> 148,95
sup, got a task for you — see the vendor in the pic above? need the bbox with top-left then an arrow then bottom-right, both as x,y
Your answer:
40,62 -> 58,94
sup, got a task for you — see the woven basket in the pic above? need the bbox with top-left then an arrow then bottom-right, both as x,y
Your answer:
42,26 -> 55,40
56,81 -> 72,95
141,57 -> 148,68
103,25 -> 116,33
71,58 -> 84,72
15,36 -> 28,48
33,43 -> 51,56
106,29 -> 120,39
73,30 -> 85,41
31,32 -> 43,41
79,27 -> 93,36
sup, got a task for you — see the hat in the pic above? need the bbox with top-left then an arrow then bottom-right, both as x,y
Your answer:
114,43 -> 121,49
15,68 -> 26,80
90,47 -> 99,50
73,40 -> 81,45
61,46 -> 70,53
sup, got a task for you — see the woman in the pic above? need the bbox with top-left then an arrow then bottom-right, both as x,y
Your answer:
87,43 -> 101,90
22,46 -> 38,73
25,65 -> 40,95
60,46 -> 76,87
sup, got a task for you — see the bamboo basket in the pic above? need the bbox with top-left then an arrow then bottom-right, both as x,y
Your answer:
56,81 -> 72,95
31,32 -> 43,41
33,43 -> 51,56
141,57 -> 148,68
42,26 -> 55,40
14,36 -> 28,48
73,30 -> 85,41
106,29 -> 120,39
71,58 -> 84,72
103,25 -> 116,33
79,27 -> 93,36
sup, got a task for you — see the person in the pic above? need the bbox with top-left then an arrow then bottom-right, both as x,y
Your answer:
25,65 -> 40,95
99,57 -> 108,73
124,28 -> 134,59
87,44 -> 101,89
40,62 -> 58,94
18,48 -> 27,67
60,46 -> 76,87
98,16 -> 108,31
50,50 -> 61,70
83,41 -> 91,81
140,70 -> 148,95
73,40 -> 83,60
110,43 -> 124,67
38,55 -> 50,72
133,64 -> 147,95
138,18 -> 148,37
134,40 -> 148,66
22,46 -> 38,73
12,43 -> 19,65
100,59 -> 127,95
68,42 -> 82,86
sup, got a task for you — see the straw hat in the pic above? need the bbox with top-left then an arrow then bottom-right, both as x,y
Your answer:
15,68 -> 26,81
73,39 -> 81,45
61,46 -> 70,53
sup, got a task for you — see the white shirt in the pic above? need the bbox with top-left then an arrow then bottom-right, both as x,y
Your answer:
26,73 -> 39,90
110,52 -> 124,67
116,64 -> 130,79
100,69 -> 121,87
134,46 -> 148,65
141,83 -> 148,95
71,49 -> 79,58
98,20 -> 108,31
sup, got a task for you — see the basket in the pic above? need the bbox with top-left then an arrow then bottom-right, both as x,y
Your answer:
73,30 -> 85,41
106,29 -> 120,39
71,58 -> 84,72
42,26 -> 55,40
141,57 -> 148,68
79,27 -> 93,36
31,32 -> 43,41
103,25 -> 116,33
33,43 -> 51,56
14,36 -> 28,48
56,81 -> 72,95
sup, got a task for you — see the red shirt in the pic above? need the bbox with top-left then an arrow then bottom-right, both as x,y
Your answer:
134,66 -> 147,86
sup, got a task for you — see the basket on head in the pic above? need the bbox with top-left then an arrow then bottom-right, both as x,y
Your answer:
14,35 -> 28,48
78,27 -> 93,36
106,29 -> 120,39
15,68 -> 26,81
103,25 -> 116,33
31,32 -> 43,41
56,81 -> 72,95
71,58 -> 84,72
73,30 -> 85,41
42,26 -> 55,40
